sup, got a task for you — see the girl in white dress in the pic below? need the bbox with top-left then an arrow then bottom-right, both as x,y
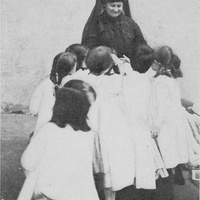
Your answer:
61,44 -> 90,86
121,44 -> 168,191
29,52 -> 77,135
149,45 -> 197,169
84,46 -> 168,200
18,80 -> 99,200
84,46 -> 136,200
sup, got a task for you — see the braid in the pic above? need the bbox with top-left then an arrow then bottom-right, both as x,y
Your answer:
50,52 -> 64,85
50,52 -> 77,89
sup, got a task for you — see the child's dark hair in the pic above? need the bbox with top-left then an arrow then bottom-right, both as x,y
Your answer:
154,46 -> 183,78
65,44 -> 89,70
154,46 -> 173,66
86,46 -> 115,75
50,52 -> 77,85
50,87 -> 93,131
132,44 -> 154,73
170,54 -> 183,78
64,79 -> 97,103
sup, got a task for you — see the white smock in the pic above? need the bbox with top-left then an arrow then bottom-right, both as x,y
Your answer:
122,71 -> 167,189
149,76 -> 196,168
87,73 -> 135,191
29,77 -> 55,133
21,123 -> 99,200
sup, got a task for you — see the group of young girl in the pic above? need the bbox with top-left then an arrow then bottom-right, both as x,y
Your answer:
18,43 -> 199,200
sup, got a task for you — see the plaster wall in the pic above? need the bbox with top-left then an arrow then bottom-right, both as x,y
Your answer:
1,0 -> 200,107
1,0 -> 95,107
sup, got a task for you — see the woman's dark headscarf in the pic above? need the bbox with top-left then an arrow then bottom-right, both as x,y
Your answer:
81,0 -> 132,44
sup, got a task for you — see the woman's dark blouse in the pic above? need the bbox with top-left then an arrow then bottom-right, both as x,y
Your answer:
82,11 -> 147,67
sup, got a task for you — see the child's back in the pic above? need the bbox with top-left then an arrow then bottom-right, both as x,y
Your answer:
85,46 -> 136,192
22,122 -> 98,200
149,46 -> 194,169
20,81 -> 98,200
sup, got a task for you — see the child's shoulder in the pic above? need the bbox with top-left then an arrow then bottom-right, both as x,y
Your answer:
154,76 -> 177,90
34,77 -> 53,91
155,75 -> 173,84
37,122 -> 58,134
124,71 -> 151,89
127,70 -> 150,82
40,76 -> 53,86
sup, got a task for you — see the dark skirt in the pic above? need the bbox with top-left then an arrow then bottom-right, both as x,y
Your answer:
115,169 -> 174,200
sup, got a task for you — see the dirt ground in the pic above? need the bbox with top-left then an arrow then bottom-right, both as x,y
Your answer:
1,114 -> 199,200
1,114 -> 36,200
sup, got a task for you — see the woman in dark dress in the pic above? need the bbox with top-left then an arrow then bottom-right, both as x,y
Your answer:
81,0 -> 149,71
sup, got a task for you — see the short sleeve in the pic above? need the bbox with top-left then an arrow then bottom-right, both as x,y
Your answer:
153,82 -> 171,127
21,124 -> 49,172
29,78 -> 49,115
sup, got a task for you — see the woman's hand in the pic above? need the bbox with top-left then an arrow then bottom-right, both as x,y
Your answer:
120,55 -> 130,64
111,54 -> 122,65
150,125 -> 161,139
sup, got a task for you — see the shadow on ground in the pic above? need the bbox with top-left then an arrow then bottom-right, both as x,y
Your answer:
1,114 -> 36,200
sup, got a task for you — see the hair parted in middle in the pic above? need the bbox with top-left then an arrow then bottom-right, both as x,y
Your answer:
85,46 -> 115,75
64,79 -> 97,104
50,81 -> 96,131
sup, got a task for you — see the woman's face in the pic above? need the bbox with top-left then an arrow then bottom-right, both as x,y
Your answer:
105,2 -> 123,18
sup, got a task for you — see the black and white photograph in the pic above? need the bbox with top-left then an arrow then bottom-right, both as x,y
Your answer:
1,0 -> 200,200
